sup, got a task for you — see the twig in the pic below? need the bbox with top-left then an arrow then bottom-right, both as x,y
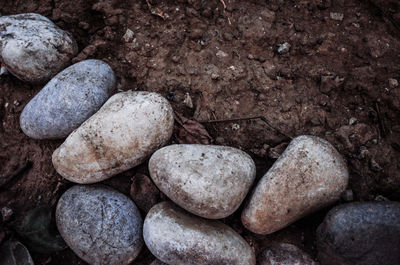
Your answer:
220,0 -> 227,10
146,0 -> 166,20
199,115 -> 293,139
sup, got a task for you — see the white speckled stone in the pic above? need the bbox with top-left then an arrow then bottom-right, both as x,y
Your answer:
242,135 -> 348,235
52,91 -> 174,184
0,13 -> 78,83
56,185 -> 143,265
149,144 -> 256,219
144,202 -> 256,265
258,243 -> 319,265
20,60 -> 116,139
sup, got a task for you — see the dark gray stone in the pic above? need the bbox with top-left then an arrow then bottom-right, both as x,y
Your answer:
20,59 -> 116,139
0,13 -> 78,83
56,185 -> 143,265
317,202 -> 400,265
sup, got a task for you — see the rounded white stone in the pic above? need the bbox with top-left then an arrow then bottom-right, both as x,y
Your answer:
144,202 -> 256,265
0,13 -> 78,83
52,91 -> 174,184
242,135 -> 349,234
149,144 -> 256,219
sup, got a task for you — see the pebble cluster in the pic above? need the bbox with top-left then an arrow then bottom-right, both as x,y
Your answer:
3,13 -> 400,265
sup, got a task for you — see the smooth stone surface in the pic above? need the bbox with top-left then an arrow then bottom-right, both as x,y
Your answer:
56,185 -> 143,265
317,202 -> 400,265
52,91 -> 174,184
149,144 -> 256,219
144,202 -> 256,265
258,243 -> 319,265
242,135 -> 349,234
20,59 -> 116,139
0,13 -> 78,83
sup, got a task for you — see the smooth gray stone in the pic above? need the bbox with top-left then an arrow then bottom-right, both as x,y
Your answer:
56,185 -> 143,265
258,243 -> 319,265
0,13 -> 78,83
317,202 -> 400,265
20,59 -> 116,139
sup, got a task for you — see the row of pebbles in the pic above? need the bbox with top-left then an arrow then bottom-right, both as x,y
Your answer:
1,13 -> 400,265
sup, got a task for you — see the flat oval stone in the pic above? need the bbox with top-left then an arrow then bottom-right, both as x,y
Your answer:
52,91 -> 174,184
56,185 -> 143,265
20,59 -> 116,139
0,13 -> 78,83
242,135 -> 349,234
317,202 -> 400,265
149,144 -> 256,219
258,243 -> 319,265
144,202 -> 256,265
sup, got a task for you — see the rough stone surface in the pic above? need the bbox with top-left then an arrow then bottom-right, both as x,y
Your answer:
258,243 -> 319,265
52,91 -> 174,184
143,202 -> 256,265
149,144 -> 256,219
20,59 -> 116,139
56,185 -> 143,265
0,13 -> 78,83
317,202 -> 400,265
242,135 -> 349,235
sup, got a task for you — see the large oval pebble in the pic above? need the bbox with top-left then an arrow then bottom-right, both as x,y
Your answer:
52,91 -> 174,184
317,202 -> 400,265
56,185 -> 143,265
144,202 -> 256,265
0,13 -> 78,83
20,59 -> 116,139
149,144 -> 256,219
242,135 -> 348,234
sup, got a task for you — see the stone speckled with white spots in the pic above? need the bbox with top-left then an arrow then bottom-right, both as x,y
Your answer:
52,91 -> 174,184
144,202 -> 256,265
149,144 -> 256,219
20,60 -> 116,139
242,135 -> 348,235
0,13 -> 78,83
258,243 -> 319,265
56,185 -> 143,265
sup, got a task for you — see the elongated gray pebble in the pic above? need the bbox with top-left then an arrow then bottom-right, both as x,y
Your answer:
20,59 -> 116,139
144,202 -> 256,265
242,135 -> 348,234
52,91 -> 174,184
56,185 -> 143,265
149,144 -> 256,219
0,13 -> 78,83
317,202 -> 400,265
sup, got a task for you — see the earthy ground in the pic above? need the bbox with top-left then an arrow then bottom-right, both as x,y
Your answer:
1,0 -> 400,264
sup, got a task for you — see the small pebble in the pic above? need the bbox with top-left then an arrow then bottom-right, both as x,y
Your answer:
0,13 -> 78,83
258,243 -> 319,265
389,78 -> 398,89
216,50 -> 229,58
20,60 -> 116,139
149,144 -> 256,219
52,91 -> 174,184
56,185 -> 143,265
330,12 -> 344,21
277,42 -> 291,54
317,202 -> 400,265
143,202 -> 256,265
349,117 -> 357,125
242,135 -> 349,234
183,92 -> 193,108
122,28 -> 134,43
1,206 -> 13,222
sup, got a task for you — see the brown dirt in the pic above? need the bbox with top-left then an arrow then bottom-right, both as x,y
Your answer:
1,0 -> 400,264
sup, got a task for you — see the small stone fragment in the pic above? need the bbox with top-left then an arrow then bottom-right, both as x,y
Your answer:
1,206 -> 13,222
389,78 -> 398,89
123,28 -> 134,43
143,202 -> 256,265
258,243 -> 319,265
56,185 -> 143,265
216,50 -> 229,58
330,12 -> 344,21
20,60 -> 116,139
242,135 -> 349,234
183,92 -> 193,108
277,42 -> 291,54
317,202 -> 400,265
0,13 -> 78,83
149,144 -> 256,219
52,91 -> 174,184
